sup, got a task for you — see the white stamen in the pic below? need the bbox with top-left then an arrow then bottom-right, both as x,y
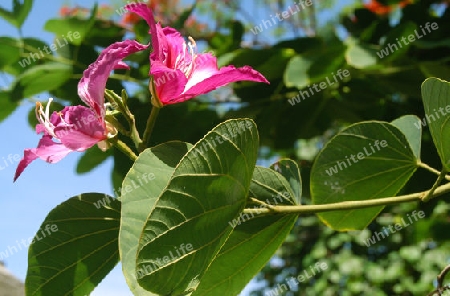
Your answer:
185,36 -> 198,76
36,98 -> 57,138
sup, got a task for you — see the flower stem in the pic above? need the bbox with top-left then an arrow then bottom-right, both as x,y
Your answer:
139,106 -> 160,152
112,138 -> 138,161
105,89 -> 143,149
422,169 -> 448,202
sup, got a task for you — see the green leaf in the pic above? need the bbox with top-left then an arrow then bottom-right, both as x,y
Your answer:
421,77 -> 450,171
0,0 -> 33,28
44,4 -> 97,46
120,141 -> 192,296
419,62 -> 450,81
26,193 -> 121,296
191,166 -> 298,296
270,159 -> 302,204
345,41 -> 378,69
284,43 -> 346,89
12,62 -> 72,99
6,38 -> 49,74
219,48 -> 295,81
0,90 -> 18,123
84,20 -> 126,47
391,115 -> 422,160
311,121 -> 418,230
283,55 -> 313,89
76,145 -> 113,174
0,37 -> 21,69
136,119 -> 259,295
379,22 -> 417,62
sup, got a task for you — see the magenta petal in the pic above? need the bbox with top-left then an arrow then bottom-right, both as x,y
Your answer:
13,136 -> 73,182
151,63 -> 188,104
53,105 -> 106,151
171,65 -> 269,104
126,3 -> 161,59
78,40 -> 148,118
34,136 -> 73,163
56,129 -> 104,151
14,149 -> 38,182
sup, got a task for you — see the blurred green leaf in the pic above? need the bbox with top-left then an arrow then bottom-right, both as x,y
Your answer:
0,0 -> 33,28
0,37 -> 21,69
44,4 -> 98,46
345,41 -> 378,69
172,3 -> 196,30
379,22 -> 417,62
0,90 -> 18,123
76,145 -> 113,174
12,62 -> 72,99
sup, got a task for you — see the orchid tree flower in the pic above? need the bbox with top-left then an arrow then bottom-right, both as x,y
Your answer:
14,40 -> 148,181
126,3 -> 269,107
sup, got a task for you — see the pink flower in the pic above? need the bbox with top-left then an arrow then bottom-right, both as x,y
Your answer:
126,3 -> 269,106
14,40 -> 148,181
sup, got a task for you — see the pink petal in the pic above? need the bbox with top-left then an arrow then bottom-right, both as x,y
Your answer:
151,62 -> 188,104
35,136 -> 73,163
14,149 -> 38,182
125,4 -> 161,59
78,40 -> 148,119
168,65 -> 269,104
14,136 -> 73,182
53,106 -> 106,151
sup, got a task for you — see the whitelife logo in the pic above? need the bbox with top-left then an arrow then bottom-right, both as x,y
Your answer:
325,140 -> 388,176
377,22 -> 439,59
0,224 -> 58,260
250,0 -> 313,35
288,69 -> 350,106
363,210 -> 425,247
414,105 -> 450,129
136,243 -> 193,279
0,154 -> 21,171
18,31 -> 81,68
265,262 -> 328,296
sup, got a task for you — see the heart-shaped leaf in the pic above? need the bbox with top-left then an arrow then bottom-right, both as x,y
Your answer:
191,165 -> 299,295
391,115 -> 422,160
271,159 -> 302,204
120,141 -> 192,296
26,193 -> 120,296
421,77 -> 450,170
311,121 -> 418,230
136,119 -> 259,295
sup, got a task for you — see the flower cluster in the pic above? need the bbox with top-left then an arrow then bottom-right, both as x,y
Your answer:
14,3 -> 268,181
